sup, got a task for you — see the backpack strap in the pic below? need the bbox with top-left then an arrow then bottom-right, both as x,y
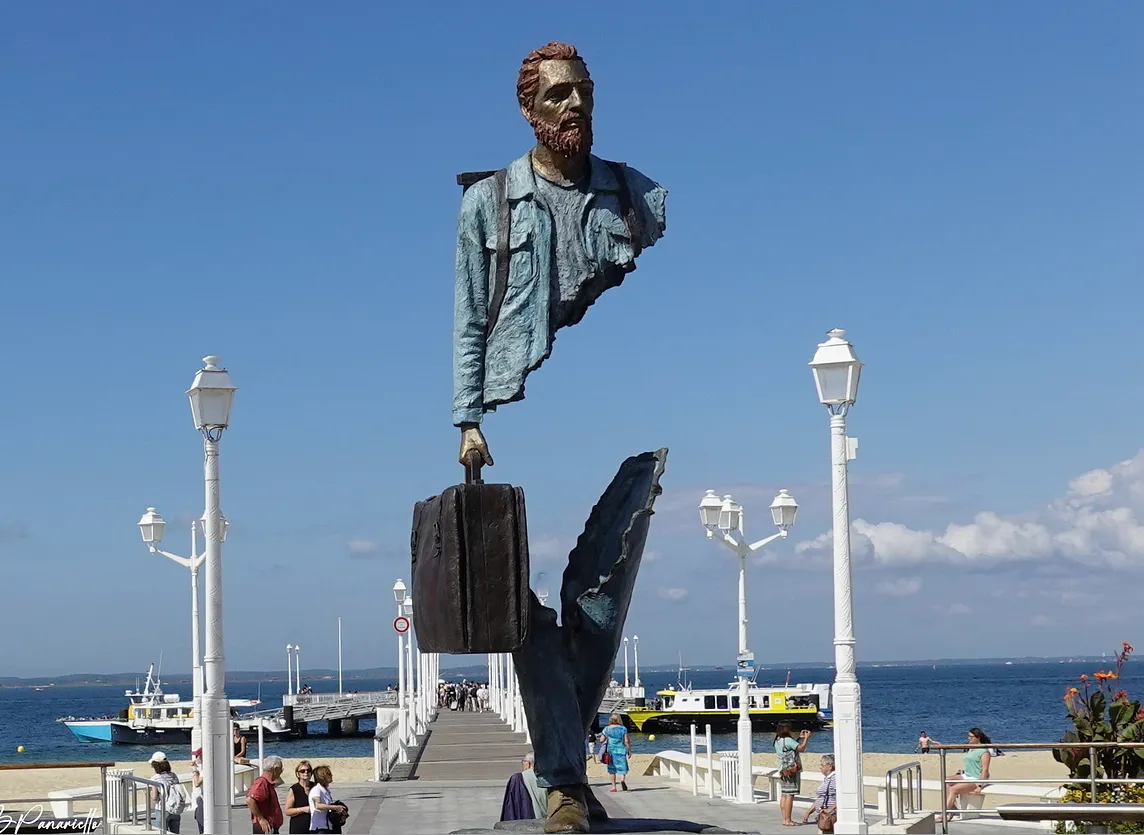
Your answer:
604,160 -> 644,258
490,169 -> 510,337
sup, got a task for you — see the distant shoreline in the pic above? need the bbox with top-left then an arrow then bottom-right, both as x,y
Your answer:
1,656 -> 1122,687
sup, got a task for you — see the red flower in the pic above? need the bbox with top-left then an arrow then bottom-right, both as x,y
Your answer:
1115,690 -> 1129,701
1123,641 -> 1134,655
1136,708 -> 1144,721
1081,674 -> 1090,682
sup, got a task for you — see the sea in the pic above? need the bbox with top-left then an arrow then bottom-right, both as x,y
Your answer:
1,661 -> 1135,765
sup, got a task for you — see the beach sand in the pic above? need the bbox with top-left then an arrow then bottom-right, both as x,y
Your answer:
1,750 -> 1070,815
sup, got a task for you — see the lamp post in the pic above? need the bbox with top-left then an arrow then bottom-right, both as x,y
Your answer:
337,617 -> 343,696
699,486 -> 798,805
286,645 -> 294,696
623,637 -> 630,688
633,635 -> 640,688
403,598 -> 416,740
393,579 -> 408,756
137,510 -> 210,752
294,645 -> 301,693
187,356 -> 237,835
810,328 -> 865,833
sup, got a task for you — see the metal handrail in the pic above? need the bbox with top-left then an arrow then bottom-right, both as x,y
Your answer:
999,803 -> 1144,822
121,773 -> 173,834
936,740 -> 1144,835
884,761 -> 922,826
0,762 -> 111,826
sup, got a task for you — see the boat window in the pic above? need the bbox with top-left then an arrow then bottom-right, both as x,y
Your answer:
716,695 -> 728,710
663,696 -> 674,709
731,696 -> 739,709
704,696 -> 716,710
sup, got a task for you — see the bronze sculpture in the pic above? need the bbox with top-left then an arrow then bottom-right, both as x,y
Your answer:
448,42 -> 668,833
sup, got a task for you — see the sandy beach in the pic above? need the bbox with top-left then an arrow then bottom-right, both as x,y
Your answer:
0,750 -> 1070,815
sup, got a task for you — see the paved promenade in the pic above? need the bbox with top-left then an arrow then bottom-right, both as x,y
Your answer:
192,711 -> 1029,832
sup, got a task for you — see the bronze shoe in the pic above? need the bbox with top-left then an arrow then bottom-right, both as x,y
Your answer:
582,784 -> 609,822
544,784 -> 590,834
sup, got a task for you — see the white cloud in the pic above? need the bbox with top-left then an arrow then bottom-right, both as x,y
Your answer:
642,549 -> 661,564
658,587 -> 689,603
795,450 -> 1144,570
346,539 -> 380,557
875,577 -> 922,597
530,535 -> 573,563
938,603 -> 973,615
1031,615 -> 1052,628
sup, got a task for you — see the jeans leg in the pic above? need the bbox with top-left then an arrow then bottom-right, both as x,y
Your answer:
514,595 -> 586,789
514,451 -> 667,789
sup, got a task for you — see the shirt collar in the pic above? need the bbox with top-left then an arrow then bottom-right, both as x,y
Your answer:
507,151 -> 620,200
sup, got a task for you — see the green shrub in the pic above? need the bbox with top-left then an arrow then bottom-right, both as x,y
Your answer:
1053,642 -> 1144,834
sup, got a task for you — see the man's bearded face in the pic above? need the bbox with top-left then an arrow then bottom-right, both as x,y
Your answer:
528,59 -> 594,158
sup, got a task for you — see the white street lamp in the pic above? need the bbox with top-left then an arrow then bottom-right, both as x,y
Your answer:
286,645 -> 294,696
698,487 -> 798,804
403,598 -> 416,740
337,617 -> 343,696
623,637 -> 630,688
810,327 -> 864,834
393,579 -> 408,758
632,635 -> 640,688
186,355 -> 236,835
294,645 -> 301,693
137,510 -> 206,753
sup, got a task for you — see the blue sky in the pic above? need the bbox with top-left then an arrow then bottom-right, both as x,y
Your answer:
2,3 -> 1141,677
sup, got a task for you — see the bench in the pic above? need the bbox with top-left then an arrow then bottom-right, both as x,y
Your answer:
48,764 -> 258,819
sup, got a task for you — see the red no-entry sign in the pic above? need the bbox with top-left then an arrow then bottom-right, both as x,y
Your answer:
393,616 -> 410,634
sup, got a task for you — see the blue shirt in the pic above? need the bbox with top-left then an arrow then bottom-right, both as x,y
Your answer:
452,151 -> 667,426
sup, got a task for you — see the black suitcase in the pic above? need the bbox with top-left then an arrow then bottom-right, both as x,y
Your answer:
411,457 -> 530,653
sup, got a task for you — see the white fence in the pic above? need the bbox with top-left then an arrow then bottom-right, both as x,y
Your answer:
373,710 -> 405,780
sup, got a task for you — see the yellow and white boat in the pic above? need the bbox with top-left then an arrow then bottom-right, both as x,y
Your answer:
616,681 -> 831,733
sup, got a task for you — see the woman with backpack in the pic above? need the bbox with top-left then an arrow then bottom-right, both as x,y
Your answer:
773,723 -> 811,826
149,752 -> 188,833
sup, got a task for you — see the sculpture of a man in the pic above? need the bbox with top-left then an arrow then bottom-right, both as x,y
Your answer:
448,42 -> 669,834
453,41 -> 667,465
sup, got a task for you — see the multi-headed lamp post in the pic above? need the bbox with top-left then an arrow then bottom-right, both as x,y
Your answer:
137,510 -> 227,753
286,645 -> 294,696
699,486 -> 798,804
186,356 -> 237,835
809,328 -> 864,833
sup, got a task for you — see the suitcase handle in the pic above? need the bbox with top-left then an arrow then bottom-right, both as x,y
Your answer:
464,451 -> 484,485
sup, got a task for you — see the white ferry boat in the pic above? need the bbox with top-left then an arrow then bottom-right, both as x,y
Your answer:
60,663 -> 266,745
617,679 -> 831,733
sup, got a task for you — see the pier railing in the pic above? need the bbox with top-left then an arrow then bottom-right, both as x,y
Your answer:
935,740 -> 1144,834
884,761 -> 922,826
0,761 -> 111,830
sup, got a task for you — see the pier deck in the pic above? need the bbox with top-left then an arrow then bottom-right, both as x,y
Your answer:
406,708 -> 532,782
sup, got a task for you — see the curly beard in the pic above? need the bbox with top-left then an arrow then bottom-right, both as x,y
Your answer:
528,111 -> 593,159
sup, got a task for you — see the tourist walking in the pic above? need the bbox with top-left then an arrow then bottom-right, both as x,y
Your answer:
308,765 -> 348,833
800,754 -> 837,832
941,727 -> 992,823
190,747 -> 204,834
284,760 -> 314,834
602,713 -> 631,792
774,722 -> 811,826
148,752 -> 188,834
247,755 -> 285,834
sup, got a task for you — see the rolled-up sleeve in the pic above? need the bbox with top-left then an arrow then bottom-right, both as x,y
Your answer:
452,187 -> 490,426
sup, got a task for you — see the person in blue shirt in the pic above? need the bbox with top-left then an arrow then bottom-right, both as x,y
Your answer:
601,714 -> 631,793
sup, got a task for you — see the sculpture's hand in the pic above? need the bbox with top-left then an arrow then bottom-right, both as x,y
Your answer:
459,425 -> 494,468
